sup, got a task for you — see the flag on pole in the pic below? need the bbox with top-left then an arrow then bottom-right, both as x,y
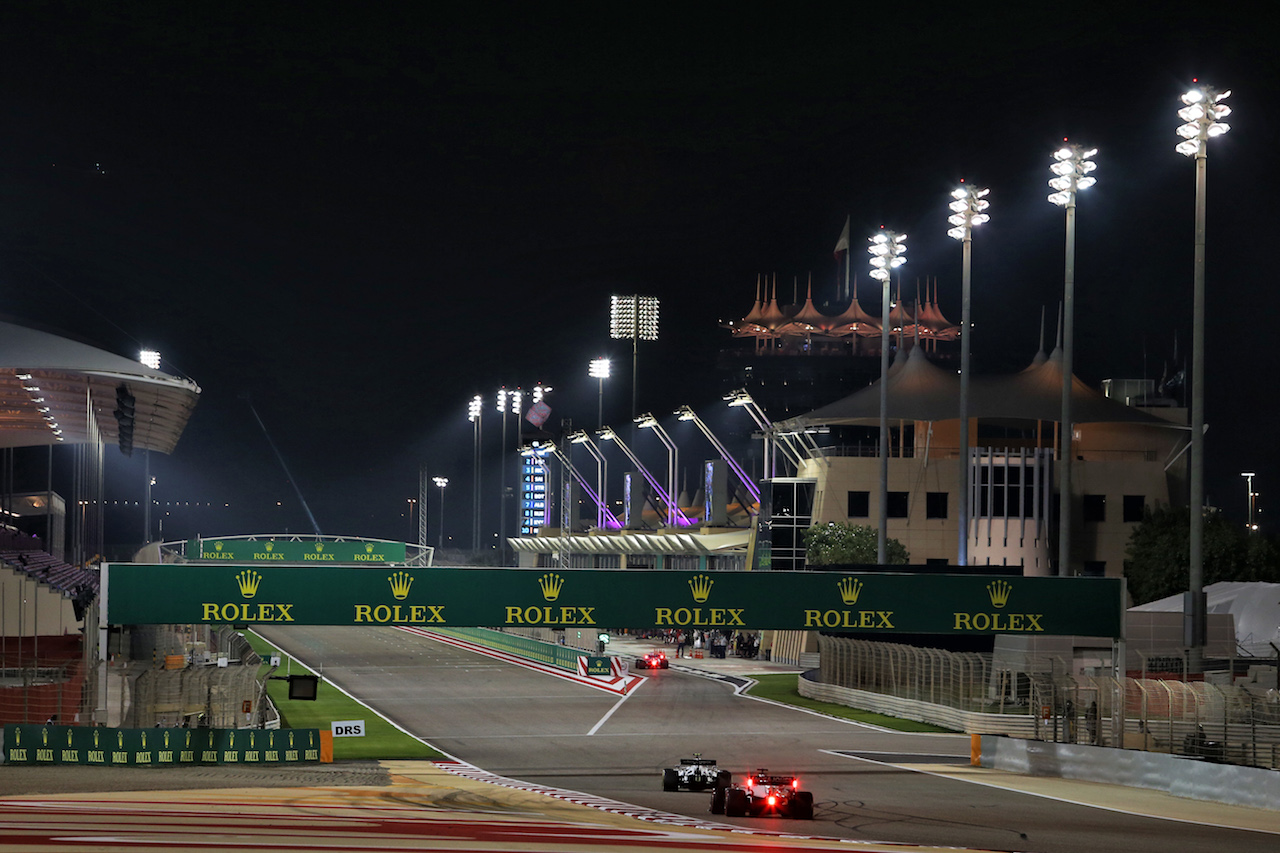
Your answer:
525,401 -> 551,428
834,215 -> 850,258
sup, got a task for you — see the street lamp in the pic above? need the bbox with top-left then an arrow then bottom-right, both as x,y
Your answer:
1178,82 -> 1231,667
597,426 -> 691,527
589,358 -> 611,429
868,229 -> 906,564
947,184 -> 990,567
432,476 -> 448,550
468,395 -> 483,551
609,295 -> 659,428
568,430 -> 617,529
1047,141 -> 1098,577
675,405 -> 761,505
1242,472 -> 1257,532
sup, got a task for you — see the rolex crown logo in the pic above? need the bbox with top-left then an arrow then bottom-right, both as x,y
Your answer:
117,731 -> 124,748
164,731 -> 170,748
315,543 -> 324,552
214,541 -> 224,551
987,580 -> 1012,609
365,543 -> 374,553
141,732 -> 147,748
688,573 -> 713,603
41,728 -> 49,746
538,572 -> 564,601
67,729 -> 74,747
388,571 -> 414,600
838,577 -> 864,605
265,542 -> 274,552
93,730 -> 99,748
236,569 -> 263,599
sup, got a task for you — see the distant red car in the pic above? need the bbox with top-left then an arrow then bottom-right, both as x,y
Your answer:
634,650 -> 669,669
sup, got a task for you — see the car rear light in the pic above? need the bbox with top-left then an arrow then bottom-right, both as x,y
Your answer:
792,779 -> 799,789
767,795 -> 777,806
745,778 -> 753,787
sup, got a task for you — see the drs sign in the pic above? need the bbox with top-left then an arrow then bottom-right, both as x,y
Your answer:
331,720 -> 365,737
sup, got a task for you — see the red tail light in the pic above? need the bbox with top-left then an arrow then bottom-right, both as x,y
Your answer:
767,795 -> 777,806
792,779 -> 799,789
746,778 -> 753,787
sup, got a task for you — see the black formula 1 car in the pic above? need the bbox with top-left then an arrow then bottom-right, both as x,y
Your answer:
662,754 -> 731,791
634,650 -> 670,669
710,769 -> 814,819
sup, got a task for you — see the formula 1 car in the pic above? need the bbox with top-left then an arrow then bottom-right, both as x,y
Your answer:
634,650 -> 670,669
662,754 -> 731,791
710,769 -> 814,819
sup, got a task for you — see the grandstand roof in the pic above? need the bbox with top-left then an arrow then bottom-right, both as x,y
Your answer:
0,320 -> 201,454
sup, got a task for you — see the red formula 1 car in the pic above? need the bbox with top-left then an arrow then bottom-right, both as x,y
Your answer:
634,650 -> 670,669
710,769 -> 814,820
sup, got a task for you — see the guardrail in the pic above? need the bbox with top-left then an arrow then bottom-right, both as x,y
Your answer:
431,627 -> 583,670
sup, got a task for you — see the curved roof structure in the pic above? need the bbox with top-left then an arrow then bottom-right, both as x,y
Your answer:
0,320 -> 201,454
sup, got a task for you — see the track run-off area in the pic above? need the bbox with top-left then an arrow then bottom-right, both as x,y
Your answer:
2,626 -> 1277,852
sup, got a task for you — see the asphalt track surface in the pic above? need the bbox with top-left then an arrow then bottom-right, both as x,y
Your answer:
252,625 -> 1280,853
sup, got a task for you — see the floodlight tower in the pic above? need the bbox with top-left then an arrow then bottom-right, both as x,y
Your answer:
868,229 -> 907,564
675,405 -> 761,504
468,394 -> 483,551
569,430 -> 616,529
1242,472 -> 1257,532
432,476 -> 448,550
495,387 -> 523,563
1177,83 -> 1231,665
947,185 -> 990,566
1047,142 -> 1098,577
723,389 -> 805,478
589,358 -> 610,429
597,426 -> 691,527
609,295 -> 659,429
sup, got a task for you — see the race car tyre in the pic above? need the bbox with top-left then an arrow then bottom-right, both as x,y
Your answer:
661,660 -> 669,668
724,788 -> 749,817
662,768 -> 679,791
709,787 -> 726,814
791,791 -> 814,820
715,770 -> 731,788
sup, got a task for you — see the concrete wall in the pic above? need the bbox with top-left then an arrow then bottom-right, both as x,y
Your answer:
982,735 -> 1280,812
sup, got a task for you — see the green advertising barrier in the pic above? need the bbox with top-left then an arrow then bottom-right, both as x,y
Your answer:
187,538 -> 406,564
3,724 -> 321,766
104,565 -> 1124,638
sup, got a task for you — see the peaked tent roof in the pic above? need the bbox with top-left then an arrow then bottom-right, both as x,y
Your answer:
782,344 -> 1181,429
0,320 -> 201,454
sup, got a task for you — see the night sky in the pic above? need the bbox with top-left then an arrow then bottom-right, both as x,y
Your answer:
1,4 -> 1274,551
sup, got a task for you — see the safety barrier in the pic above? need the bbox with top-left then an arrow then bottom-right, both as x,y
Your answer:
431,627 -> 582,670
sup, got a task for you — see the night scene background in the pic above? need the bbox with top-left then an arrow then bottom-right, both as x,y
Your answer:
1,3 -> 1274,555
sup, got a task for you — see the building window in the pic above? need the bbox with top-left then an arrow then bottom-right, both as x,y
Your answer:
1123,494 -> 1145,523
847,491 -> 870,518
926,492 -> 948,519
1082,561 -> 1106,577
1082,494 -> 1106,523
887,491 -> 909,518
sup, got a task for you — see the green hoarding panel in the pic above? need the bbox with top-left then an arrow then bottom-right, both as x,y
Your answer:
186,538 -> 407,564
2,725 -> 322,766
104,565 -> 1123,638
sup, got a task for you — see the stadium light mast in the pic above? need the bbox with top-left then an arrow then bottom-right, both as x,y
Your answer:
609,295 -> 659,430
589,357 -> 611,429
635,413 -> 680,528
468,395 -> 483,552
947,184 -> 990,566
675,405 -> 761,504
432,476 -> 448,550
569,430 -> 616,529
868,229 -> 906,564
1047,141 -> 1098,577
1178,82 -> 1231,669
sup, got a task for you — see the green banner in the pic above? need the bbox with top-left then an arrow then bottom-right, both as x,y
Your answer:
3,724 -> 321,765
187,538 -> 406,564
104,565 -> 1123,638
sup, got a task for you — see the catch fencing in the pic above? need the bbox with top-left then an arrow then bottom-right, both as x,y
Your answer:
817,634 -> 1280,770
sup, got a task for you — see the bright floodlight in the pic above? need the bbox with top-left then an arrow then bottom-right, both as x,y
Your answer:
468,394 -> 482,422
1177,84 -> 1231,157
947,186 -> 991,241
139,350 -> 161,370
589,357 -> 611,379
634,412 -> 658,429
1047,143 -> 1098,207
867,230 -> 906,281
610,295 -> 660,341
433,476 -> 448,488
532,384 -> 552,403
675,405 -> 696,421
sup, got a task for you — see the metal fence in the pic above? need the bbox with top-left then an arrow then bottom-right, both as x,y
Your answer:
818,635 -> 1280,770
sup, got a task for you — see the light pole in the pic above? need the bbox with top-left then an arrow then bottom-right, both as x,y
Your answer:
432,476 -> 448,550
947,184 -> 991,566
868,229 -> 907,564
1242,472 -> 1257,532
609,295 -> 659,431
589,358 -> 611,429
635,413 -> 680,528
407,497 -> 417,542
1178,82 -> 1231,667
496,387 -> 522,562
468,395 -> 483,552
569,430 -> 614,529
675,405 -> 761,504
1047,142 -> 1098,577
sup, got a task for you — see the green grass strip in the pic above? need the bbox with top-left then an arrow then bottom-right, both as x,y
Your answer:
243,630 -> 445,760
746,674 -> 957,733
